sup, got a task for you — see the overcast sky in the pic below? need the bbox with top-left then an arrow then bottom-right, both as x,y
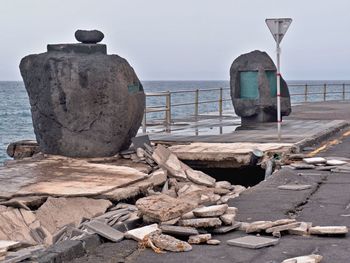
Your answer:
0,0 -> 349,81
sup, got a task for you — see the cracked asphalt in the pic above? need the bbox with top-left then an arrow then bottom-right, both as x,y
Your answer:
69,129 -> 350,263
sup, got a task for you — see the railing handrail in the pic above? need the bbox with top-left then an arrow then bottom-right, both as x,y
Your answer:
142,83 -> 350,132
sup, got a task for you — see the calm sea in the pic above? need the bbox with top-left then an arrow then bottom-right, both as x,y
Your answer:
1,80 -> 349,164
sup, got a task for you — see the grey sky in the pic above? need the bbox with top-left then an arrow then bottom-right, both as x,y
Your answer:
0,0 -> 349,81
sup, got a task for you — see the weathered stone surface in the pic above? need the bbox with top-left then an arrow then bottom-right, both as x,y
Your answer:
278,184 -> 312,191
185,169 -> 216,187
193,204 -> 228,218
188,234 -> 211,244
282,254 -> 323,263
230,50 -> 291,124
160,225 -> 199,237
309,226 -> 348,235
75,29 -> 104,43
207,239 -> 221,245
150,233 -> 192,252
271,219 -> 296,227
178,218 -> 222,228
124,224 -> 160,241
136,194 -> 197,222
220,214 -> 235,225
227,235 -> 279,249
20,31 -> 145,157
36,197 -> 111,235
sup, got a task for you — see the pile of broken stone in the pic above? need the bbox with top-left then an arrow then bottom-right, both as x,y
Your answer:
1,143 -> 349,262
0,142 -> 248,261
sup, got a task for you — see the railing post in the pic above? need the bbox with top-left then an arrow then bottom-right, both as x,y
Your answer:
165,91 -> 171,126
142,110 -> 147,133
304,84 -> 308,102
194,89 -> 199,118
219,88 -> 223,116
343,83 -> 346,100
323,83 -> 327,101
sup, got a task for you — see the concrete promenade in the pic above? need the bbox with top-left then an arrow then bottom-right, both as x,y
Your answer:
69,100 -> 350,263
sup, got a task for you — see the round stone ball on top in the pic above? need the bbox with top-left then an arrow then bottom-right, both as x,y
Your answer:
75,29 -> 104,44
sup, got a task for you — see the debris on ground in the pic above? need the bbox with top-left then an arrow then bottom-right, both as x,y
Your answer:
1,140 -> 349,260
226,235 -> 280,249
281,254 -> 323,263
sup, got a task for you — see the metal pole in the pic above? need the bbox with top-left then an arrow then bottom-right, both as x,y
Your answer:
323,83 -> 327,101
276,21 -> 281,141
142,110 -> 147,133
343,83 -> 346,100
219,88 -> 223,116
165,91 -> 171,127
305,84 -> 308,102
195,89 -> 199,119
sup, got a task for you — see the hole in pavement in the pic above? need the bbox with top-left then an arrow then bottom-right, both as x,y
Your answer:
197,166 -> 266,188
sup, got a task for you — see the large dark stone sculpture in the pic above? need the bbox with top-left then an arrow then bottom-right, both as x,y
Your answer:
20,30 -> 145,157
230,50 -> 291,125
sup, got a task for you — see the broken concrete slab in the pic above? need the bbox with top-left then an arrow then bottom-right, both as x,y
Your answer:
207,239 -> 221,245
152,145 -> 188,180
303,157 -> 326,164
220,214 -> 235,225
211,222 -> 241,234
215,181 -> 232,190
0,240 -> 21,251
178,218 -> 222,228
0,156 -> 148,199
181,211 -> 195,219
169,142 -> 292,169
245,221 -> 274,233
160,225 -> 199,237
0,207 -> 50,245
36,197 -> 112,236
290,163 -> 315,170
150,233 -> 192,252
185,169 -> 216,187
226,207 -> 238,215
326,159 -> 347,166
188,234 -> 211,244
288,222 -> 312,236
193,204 -> 228,217
282,254 -> 323,263
2,244 -> 45,263
125,224 -> 160,241
266,222 -> 301,233
271,219 -> 297,227
309,226 -> 348,235
136,194 -> 197,222
227,235 -> 279,249
278,184 -> 312,191
84,220 -> 124,242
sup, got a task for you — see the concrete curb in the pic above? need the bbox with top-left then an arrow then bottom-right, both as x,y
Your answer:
292,120 -> 350,152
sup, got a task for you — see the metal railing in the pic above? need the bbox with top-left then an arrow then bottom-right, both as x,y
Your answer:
142,83 -> 350,132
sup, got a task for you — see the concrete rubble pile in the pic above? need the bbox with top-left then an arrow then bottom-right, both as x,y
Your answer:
1,142 -> 349,261
0,141 -> 249,260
